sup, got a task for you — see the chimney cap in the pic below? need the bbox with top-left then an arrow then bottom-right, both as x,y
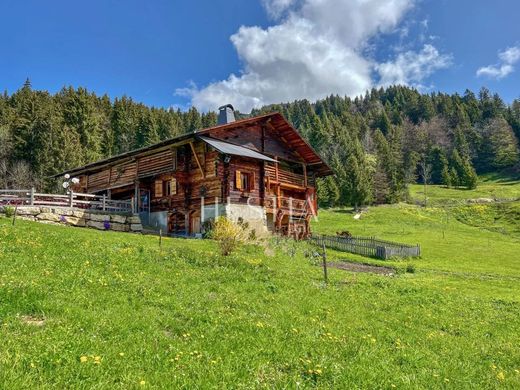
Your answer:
217,104 -> 236,125
218,104 -> 235,111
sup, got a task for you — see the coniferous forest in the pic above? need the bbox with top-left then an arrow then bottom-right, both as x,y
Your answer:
1,79 -> 519,207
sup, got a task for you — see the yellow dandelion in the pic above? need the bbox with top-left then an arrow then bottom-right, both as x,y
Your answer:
256,322 -> 264,328
80,356 -> 88,363
315,369 -> 322,375
444,378 -> 450,383
497,372 -> 505,381
119,352 -> 125,356
140,380 -> 146,385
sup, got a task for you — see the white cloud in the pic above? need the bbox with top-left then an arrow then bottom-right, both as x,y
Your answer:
377,44 -> 452,87
180,0 -> 451,112
477,45 -> 520,80
262,0 -> 298,18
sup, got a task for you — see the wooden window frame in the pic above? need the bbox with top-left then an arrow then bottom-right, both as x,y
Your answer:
235,170 -> 255,192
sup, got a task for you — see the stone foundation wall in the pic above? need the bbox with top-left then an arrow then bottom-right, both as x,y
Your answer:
0,206 -> 142,233
222,203 -> 270,238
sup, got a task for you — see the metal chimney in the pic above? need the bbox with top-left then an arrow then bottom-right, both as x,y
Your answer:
217,104 -> 236,125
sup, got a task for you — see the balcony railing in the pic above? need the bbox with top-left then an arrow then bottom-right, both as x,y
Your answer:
0,189 -> 133,213
265,165 -> 310,188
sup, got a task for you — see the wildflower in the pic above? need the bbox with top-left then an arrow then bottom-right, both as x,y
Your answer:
103,220 -> 111,230
80,356 -> 88,363
140,380 -> 146,385
94,356 -> 101,364
256,322 -> 264,328
497,372 -> 505,381
444,378 -> 450,383
119,352 -> 125,356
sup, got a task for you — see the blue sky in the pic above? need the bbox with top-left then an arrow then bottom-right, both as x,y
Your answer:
0,0 -> 519,112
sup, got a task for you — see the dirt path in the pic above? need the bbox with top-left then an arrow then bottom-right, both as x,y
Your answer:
327,261 -> 395,275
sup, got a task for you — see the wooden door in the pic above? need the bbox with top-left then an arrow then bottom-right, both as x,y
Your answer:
191,215 -> 201,234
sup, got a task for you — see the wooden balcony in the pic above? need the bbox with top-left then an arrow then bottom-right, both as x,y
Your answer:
265,165 -> 314,189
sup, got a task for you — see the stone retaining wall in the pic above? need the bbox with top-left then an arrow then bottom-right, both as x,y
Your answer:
0,206 -> 142,233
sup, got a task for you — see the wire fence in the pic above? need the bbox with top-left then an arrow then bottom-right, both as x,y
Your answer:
309,233 -> 420,260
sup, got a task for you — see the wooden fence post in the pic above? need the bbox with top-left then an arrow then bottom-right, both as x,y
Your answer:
12,205 -> 18,226
102,194 -> 106,211
30,187 -> 35,206
69,191 -> 74,208
322,243 -> 328,285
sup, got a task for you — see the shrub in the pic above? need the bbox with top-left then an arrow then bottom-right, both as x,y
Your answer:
4,206 -> 15,218
406,263 -> 416,273
210,216 -> 245,256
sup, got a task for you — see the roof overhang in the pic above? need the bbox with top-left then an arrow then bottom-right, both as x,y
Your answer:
198,136 -> 276,163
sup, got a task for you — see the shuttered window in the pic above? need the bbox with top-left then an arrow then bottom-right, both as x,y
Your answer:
154,180 -> 163,198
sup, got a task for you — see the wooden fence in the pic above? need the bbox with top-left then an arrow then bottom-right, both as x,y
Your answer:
0,189 -> 133,213
309,234 -> 420,260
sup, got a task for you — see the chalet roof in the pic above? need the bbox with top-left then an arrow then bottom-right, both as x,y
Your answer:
54,112 -> 332,177
198,136 -> 276,162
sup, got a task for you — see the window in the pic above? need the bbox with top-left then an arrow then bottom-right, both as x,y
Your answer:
235,170 -> 254,191
164,178 -> 177,196
155,178 -> 177,198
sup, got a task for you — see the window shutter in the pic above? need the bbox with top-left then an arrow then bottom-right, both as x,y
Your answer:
235,170 -> 242,190
155,180 -> 163,198
171,178 -> 177,195
250,172 -> 255,190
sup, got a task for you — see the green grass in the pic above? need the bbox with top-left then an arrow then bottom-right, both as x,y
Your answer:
409,173 -> 520,205
1,175 -> 520,388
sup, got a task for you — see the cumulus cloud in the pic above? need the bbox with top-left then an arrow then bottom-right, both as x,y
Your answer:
476,46 -> 520,79
377,44 -> 452,87
179,0 -> 451,112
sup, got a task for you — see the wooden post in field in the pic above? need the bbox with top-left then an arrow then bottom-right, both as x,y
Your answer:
69,191 -> 74,208
102,194 -> 106,211
30,187 -> 35,206
12,205 -> 18,226
322,242 -> 328,285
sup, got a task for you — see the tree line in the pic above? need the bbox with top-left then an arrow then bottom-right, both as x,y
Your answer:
1,80 -> 519,206
253,86 -> 520,207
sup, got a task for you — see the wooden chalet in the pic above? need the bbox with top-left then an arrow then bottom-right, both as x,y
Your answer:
58,105 -> 332,238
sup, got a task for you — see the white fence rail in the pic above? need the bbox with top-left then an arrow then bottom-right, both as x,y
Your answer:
0,188 -> 133,213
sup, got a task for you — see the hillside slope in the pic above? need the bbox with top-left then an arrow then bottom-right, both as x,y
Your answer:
0,215 -> 519,388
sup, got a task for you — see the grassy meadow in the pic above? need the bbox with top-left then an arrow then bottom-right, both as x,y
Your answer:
0,176 -> 519,388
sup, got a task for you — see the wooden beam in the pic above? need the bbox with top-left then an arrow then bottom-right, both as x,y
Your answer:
302,163 -> 308,187
189,141 -> 205,179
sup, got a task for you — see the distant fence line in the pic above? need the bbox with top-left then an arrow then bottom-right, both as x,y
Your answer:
0,188 -> 133,213
309,234 -> 420,260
